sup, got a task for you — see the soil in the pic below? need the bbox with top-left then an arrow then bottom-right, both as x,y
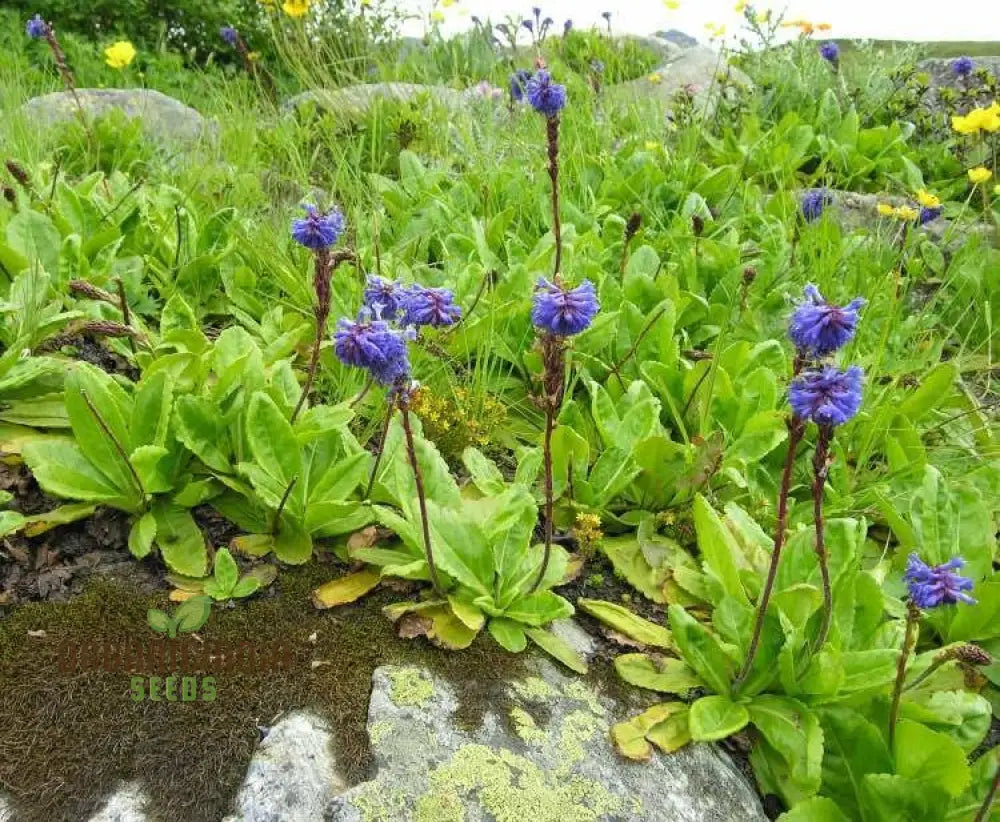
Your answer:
43,333 -> 139,380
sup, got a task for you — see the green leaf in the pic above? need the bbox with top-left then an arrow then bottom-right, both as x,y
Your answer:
173,396 -> 232,474
525,627 -> 588,673
129,445 -> 172,495
893,719 -> 971,797
152,503 -> 208,576
130,371 -> 173,450
231,577 -> 261,598
777,797 -> 849,822
426,500 -> 493,597
461,447 -> 506,495
668,604 -> 734,694
818,707 -> 894,820
693,494 -> 747,603
503,591 -> 573,627
22,439 -> 136,510
173,595 -> 212,633
688,695 -> 749,741
488,618 -> 527,652
212,548 -> 239,596
578,599 -> 673,648
599,533 -> 670,604
273,516 -> 313,564
860,774 -> 950,822
146,609 -> 172,635
448,596 -> 486,631
748,695 -> 823,800
613,653 -> 703,694
897,362 -> 957,421
6,209 -> 60,276
246,391 -> 303,512
611,702 -> 690,761
128,511 -> 157,559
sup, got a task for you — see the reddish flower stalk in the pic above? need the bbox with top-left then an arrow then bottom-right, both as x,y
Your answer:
811,424 -> 835,651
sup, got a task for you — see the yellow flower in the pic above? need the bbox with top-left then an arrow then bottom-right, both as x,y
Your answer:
648,72 -> 663,84
895,206 -> 919,222
734,1 -> 747,12
248,51 -> 260,61
104,41 -> 136,69
442,0 -> 457,6
282,0 -> 309,17
817,22 -> 832,31
663,0 -> 681,8
876,203 -> 896,217
952,106 -> 1000,135
430,9 -> 445,22
645,141 -> 661,151
754,10 -> 771,23
968,167 -> 993,185
916,189 -> 941,208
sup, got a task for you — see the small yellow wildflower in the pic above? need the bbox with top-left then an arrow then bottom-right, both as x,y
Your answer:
876,203 -> 896,217
442,0 -> 457,7
968,167 -> 994,185
104,41 -> 136,69
248,51 -> 260,61
916,189 -> 941,209
754,10 -> 771,23
895,206 -> 919,222
663,0 -> 681,8
816,22 -> 832,31
734,1 -> 747,12
952,105 -> 1000,135
573,513 -> 604,550
282,0 -> 309,16
430,9 -> 445,22
648,72 -> 663,84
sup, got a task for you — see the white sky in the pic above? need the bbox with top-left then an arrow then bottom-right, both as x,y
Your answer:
398,0 -> 1000,42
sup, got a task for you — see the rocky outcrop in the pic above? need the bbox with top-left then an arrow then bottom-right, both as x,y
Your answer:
20,89 -> 215,146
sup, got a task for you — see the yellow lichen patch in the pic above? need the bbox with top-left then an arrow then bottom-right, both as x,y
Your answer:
557,708 -> 603,770
368,719 -> 393,746
419,744 -> 623,822
388,666 -> 435,707
509,706 -> 547,745
562,679 -> 607,717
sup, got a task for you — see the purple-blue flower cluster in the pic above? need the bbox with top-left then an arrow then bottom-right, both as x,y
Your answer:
220,25 -> 238,46
532,278 -> 599,336
362,276 -> 461,328
25,14 -> 48,38
510,69 -> 532,103
334,312 -> 412,386
789,365 -> 863,427
291,204 -> 345,251
919,206 -> 942,225
526,70 -> 567,117
819,41 -> 839,63
951,56 -> 975,77
789,285 -> 865,356
800,189 -> 832,223
905,553 -> 976,608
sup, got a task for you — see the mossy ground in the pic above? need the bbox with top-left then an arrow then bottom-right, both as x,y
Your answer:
0,566 -> 529,822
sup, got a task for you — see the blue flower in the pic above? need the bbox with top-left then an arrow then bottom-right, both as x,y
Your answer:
919,206 -> 942,225
220,25 -> 238,46
564,19 -> 573,34
334,314 -> 411,386
522,19 -> 534,32
819,41 -> 839,63
291,204 -> 345,251
25,14 -> 48,38
951,56 -> 974,77
602,10 -> 612,20
789,365 -> 864,427
510,69 -> 532,102
905,553 -> 976,608
363,276 -> 405,319
401,286 -> 461,327
532,278 -> 599,336
526,70 -> 567,117
788,284 -> 865,356
801,188 -> 832,222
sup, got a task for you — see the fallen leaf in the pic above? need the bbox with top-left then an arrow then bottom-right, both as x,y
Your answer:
347,526 -> 380,550
312,568 -> 381,609
578,599 -> 673,649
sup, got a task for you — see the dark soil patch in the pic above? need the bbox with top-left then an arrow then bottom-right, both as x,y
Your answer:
44,334 -> 139,380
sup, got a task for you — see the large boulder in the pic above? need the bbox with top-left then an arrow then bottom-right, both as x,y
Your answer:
327,662 -> 767,821
20,89 -> 214,146
916,56 -> 1000,92
612,46 -> 752,116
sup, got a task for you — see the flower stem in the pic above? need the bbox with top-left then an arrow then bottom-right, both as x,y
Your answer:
888,601 -> 921,749
115,278 -> 137,357
271,475 -> 299,535
733,416 -> 805,691
530,401 -> 557,594
547,115 -> 562,275
399,400 -> 446,597
812,424 -> 834,651
365,401 -> 395,499
974,759 -> 1000,822
80,389 -> 147,506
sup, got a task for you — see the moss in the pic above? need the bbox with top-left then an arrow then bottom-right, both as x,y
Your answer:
419,743 -> 623,822
388,666 -> 435,708
508,706 -> 546,746
0,568 -> 527,822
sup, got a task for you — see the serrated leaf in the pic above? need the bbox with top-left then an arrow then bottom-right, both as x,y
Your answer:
128,511 -> 157,559
578,599 -> 673,648
488,617 -> 528,652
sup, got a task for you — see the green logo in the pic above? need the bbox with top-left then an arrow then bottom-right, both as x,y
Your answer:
146,595 -> 212,638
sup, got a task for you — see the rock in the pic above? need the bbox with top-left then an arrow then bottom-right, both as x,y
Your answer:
88,782 -> 149,822
283,83 -> 468,122
0,796 -> 15,822
21,89 -> 215,146
619,35 -> 684,63
612,47 -> 752,116
916,56 -> 1000,91
326,662 -> 766,821
226,712 -> 345,822
548,618 -> 600,661
656,29 -> 699,49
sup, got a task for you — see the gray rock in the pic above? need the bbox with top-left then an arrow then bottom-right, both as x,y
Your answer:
548,618 -> 600,661
0,796 -> 15,822
227,712 -> 345,822
21,89 -> 215,146
656,29 -> 699,48
916,56 -> 1000,91
612,47 -> 752,116
88,782 -> 148,822
283,83 -> 468,122
326,662 -> 766,821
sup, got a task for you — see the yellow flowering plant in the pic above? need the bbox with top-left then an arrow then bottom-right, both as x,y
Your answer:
916,190 -> 941,209
969,167 -> 994,185
282,0 -> 310,18
104,41 -> 136,69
